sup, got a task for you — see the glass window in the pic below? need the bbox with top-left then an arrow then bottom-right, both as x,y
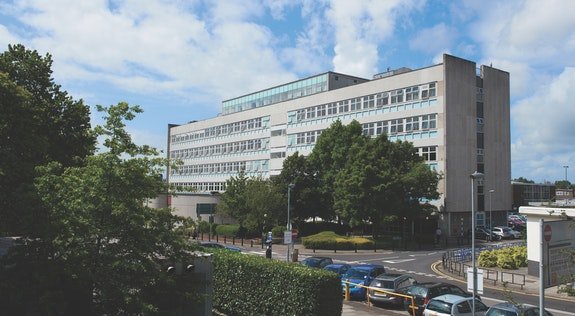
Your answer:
391,89 -> 404,104
376,121 -> 388,135
327,103 -> 337,115
377,92 -> 389,106
456,301 -> 471,314
338,100 -> 349,113
390,119 -> 403,133
364,95 -> 375,108
350,98 -> 361,111
405,86 -> 419,101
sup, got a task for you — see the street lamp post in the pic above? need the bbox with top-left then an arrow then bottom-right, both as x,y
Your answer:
470,171 -> 484,316
287,183 -> 295,262
489,189 -> 495,232
564,165 -> 569,182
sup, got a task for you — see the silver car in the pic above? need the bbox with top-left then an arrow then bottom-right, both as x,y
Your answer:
492,226 -> 513,239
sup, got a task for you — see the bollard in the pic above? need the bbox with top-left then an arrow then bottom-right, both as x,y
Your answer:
344,282 -> 350,301
216,235 -> 219,242
241,238 -> 243,246
224,236 -> 227,244
355,243 -> 357,253
232,236 -> 235,245
292,248 -> 299,262
250,240 -> 253,247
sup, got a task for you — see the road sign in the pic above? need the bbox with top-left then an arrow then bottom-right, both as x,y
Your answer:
466,267 -> 484,295
284,231 -> 292,244
543,224 -> 552,242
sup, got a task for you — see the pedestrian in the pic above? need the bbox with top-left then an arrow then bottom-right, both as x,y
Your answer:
435,227 -> 442,245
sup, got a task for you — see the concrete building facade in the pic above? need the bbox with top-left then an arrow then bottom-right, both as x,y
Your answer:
165,54 -> 511,235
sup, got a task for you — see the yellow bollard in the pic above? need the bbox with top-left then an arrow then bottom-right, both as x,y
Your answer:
344,282 -> 350,301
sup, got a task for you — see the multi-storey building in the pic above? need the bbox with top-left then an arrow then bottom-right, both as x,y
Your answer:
165,54 -> 511,236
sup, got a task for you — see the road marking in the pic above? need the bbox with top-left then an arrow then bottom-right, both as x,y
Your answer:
382,259 -> 416,264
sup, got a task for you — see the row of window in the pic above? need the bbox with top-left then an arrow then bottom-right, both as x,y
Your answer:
171,117 -> 265,144
174,182 -> 226,192
362,114 -> 437,136
222,74 -> 329,115
295,130 -> 323,145
171,160 -> 269,176
292,82 -> 436,123
170,138 -> 267,159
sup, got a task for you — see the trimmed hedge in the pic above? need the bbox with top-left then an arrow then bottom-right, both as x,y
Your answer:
302,231 -> 374,250
212,250 -> 342,316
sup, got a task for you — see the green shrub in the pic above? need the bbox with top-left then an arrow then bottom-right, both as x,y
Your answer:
215,224 -> 240,237
211,250 -> 342,316
478,250 -> 498,267
302,231 -> 374,250
271,225 -> 285,238
478,246 -> 527,270
197,221 -> 210,233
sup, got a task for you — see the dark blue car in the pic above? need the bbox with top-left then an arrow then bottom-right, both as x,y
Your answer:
323,263 -> 351,278
341,264 -> 386,300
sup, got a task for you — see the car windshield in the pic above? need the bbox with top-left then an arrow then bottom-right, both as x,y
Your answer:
347,269 -> 368,278
325,266 -> 339,273
486,307 -> 517,316
426,300 -> 452,314
303,258 -> 322,266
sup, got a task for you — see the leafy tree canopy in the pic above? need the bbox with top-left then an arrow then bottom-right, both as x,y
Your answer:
0,44 -> 95,234
0,103 -> 194,315
513,177 -> 534,184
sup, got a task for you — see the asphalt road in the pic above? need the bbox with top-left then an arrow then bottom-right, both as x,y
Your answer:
237,242 -> 575,315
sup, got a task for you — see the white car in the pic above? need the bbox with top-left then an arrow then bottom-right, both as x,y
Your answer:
423,294 -> 488,316
492,226 -> 514,240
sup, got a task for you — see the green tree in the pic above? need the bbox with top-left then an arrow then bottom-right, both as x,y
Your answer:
272,152 -> 331,226
0,103 -> 194,314
217,170 -> 249,226
513,177 -> 534,183
555,180 -> 573,189
334,133 -> 440,235
218,173 -> 284,235
305,120 -> 365,221
243,177 -> 284,234
0,44 -> 95,234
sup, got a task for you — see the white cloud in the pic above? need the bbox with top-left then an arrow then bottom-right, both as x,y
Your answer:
1,0 -> 302,108
511,67 -> 575,181
409,23 -> 457,55
0,25 -> 20,46
326,0 -> 417,78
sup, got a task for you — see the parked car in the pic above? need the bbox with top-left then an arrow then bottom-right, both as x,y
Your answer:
423,294 -> 488,316
475,227 -> 499,241
400,282 -> 474,316
341,264 -> 386,300
509,229 -> 522,239
367,273 -> 416,306
300,256 -> 333,268
324,263 -> 351,278
199,241 -> 241,252
486,302 -> 554,316
492,226 -> 514,239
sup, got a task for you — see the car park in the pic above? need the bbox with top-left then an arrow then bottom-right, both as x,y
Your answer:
367,273 -> 416,306
400,282 -> 473,316
342,264 -> 386,300
423,294 -> 488,316
300,256 -> 333,268
324,263 -> 351,278
475,227 -> 499,241
492,226 -> 514,240
486,302 -> 554,316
